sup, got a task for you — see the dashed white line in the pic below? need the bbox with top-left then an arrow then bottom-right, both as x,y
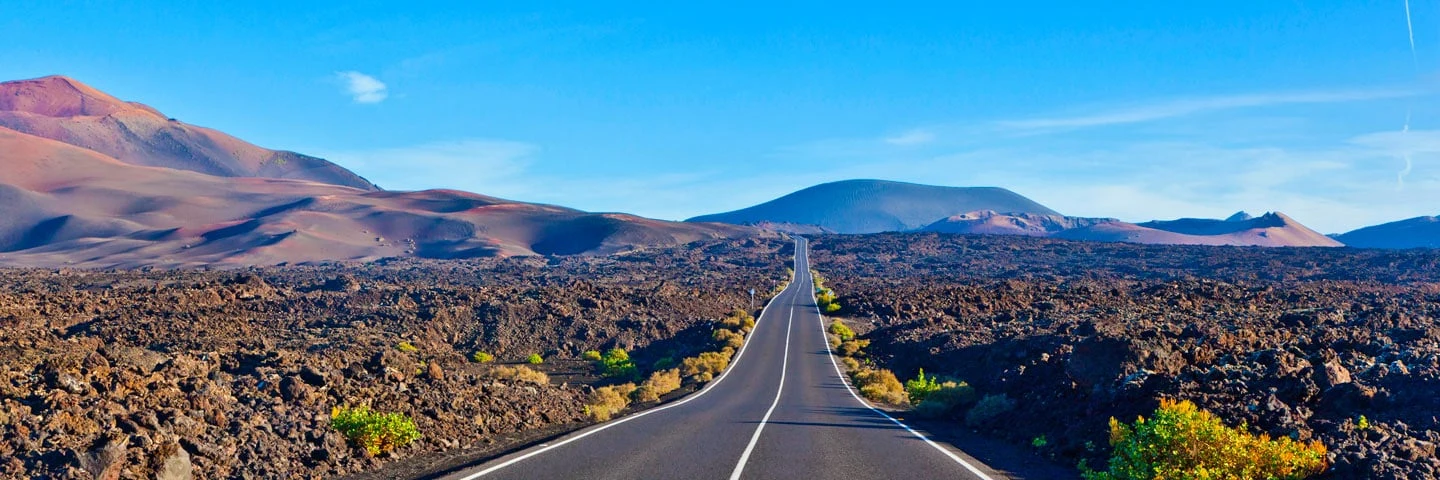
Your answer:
728,306 -> 794,480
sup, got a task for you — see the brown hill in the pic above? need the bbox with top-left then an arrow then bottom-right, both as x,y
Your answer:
921,210 -> 1340,247
1054,212 -> 1342,247
0,126 -> 758,268
0,75 -> 378,190
922,210 -> 1117,236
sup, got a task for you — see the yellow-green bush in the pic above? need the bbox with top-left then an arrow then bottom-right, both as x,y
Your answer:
966,393 -> 1015,427
582,350 -> 603,361
331,405 -> 421,456
838,339 -> 869,357
1083,399 -> 1328,480
526,353 -> 544,364
904,368 -> 943,404
634,368 -> 682,402
713,328 -> 745,350
396,342 -> 419,353
816,288 -> 842,314
585,383 -> 637,421
681,350 -> 732,383
913,381 -> 977,419
489,365 -> 549,385
840,356 -> 861,371
597,348 -> 638,380
470,351 -> 494,363
828,320 -> 855,341
719,309 -> 756,332
851,368 -> 908,406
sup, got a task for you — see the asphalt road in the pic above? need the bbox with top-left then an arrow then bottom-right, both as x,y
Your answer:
445,238 -> 1004,480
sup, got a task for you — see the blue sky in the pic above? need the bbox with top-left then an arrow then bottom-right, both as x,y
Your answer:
3,1 -> 1439,232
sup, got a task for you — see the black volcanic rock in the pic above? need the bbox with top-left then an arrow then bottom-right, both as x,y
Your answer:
687,179 -> 1059,234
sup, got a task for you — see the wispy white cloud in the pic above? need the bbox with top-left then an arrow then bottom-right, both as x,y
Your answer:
883,129 -> 936,146
319,140 -> 535,196
998,88 -> 1420,131
336,71 -> 388,104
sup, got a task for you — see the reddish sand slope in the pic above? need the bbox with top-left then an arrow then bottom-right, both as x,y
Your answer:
922,210 -> 1117,237
1054,212 -> 1342,247
922,210 -> 1340,247
0,127 -> 757,268
0,76 -> 378,190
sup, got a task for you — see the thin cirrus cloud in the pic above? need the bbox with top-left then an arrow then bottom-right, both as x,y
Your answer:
319,139 -> 535,196
336,71 -> 388,104
997,88 -> 1421,130
883,129 -> 936,146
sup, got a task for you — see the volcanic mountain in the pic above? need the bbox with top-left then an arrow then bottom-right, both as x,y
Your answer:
1334,216 -> 1440,249
1054,211 -> 1343,247
0,75 -> 377,190
687,179 -> 1059,234
0,77 -> 760,268
921,210 -> 1117,237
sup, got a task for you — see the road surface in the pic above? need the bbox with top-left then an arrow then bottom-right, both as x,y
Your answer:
445,238 -> 1004,480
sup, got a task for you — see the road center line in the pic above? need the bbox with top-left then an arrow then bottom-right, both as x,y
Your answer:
728,304 -> 794,480
454,251 -> 799,479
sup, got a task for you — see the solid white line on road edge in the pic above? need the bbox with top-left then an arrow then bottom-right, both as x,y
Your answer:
453,243 -> 803,479
728,306 -> 794,480
805,245 -> 999,480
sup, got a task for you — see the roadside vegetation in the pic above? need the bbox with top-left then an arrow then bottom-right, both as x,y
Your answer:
585,308 -> 761,421
1082,399 -> 1329,480
330,405 -> 422,456
488,365 -> 550,385
814,264 -> 1332,479
812,270 -> 842,313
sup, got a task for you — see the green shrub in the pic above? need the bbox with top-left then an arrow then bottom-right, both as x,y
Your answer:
396,342 -> 419,353
719,309 -> 756,332
652,356 -> 676,370
815,288 -> 841,313
1032,435 -> 1048,448
905,368 -> 942,404
331,405 -> 421,456
966,394 -> 1015,427
1082,399 -> 1328,480
600,348 -> 638,380
828,320 -> 855,341
838,339 -> 869,357
490,365 -> 549,385
526,353 -> 544,365
912,380 -> 977,418
470,351 -> 494,363
585,383 -> 637,421
1356,415 -> 1371,431
634,368 -> 682,402
582,350 -> 603,362
681,350 -> 732,383
713,328 -> 745,350
851,368 -> 908,406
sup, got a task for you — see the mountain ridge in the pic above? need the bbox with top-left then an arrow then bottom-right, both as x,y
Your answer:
0,75 -> 379,190
687,179 -> 1059,234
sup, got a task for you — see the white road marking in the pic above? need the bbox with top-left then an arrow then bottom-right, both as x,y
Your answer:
728,306 -> 794,480
806,244 -> 999,480
454,248 -> 801,479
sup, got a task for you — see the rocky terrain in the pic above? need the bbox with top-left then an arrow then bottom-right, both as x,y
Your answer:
810,233 -> 1440,479
0,238 -> 791,479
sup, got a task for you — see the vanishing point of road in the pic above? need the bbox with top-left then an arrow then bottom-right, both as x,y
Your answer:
444,238 -> 1006,480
